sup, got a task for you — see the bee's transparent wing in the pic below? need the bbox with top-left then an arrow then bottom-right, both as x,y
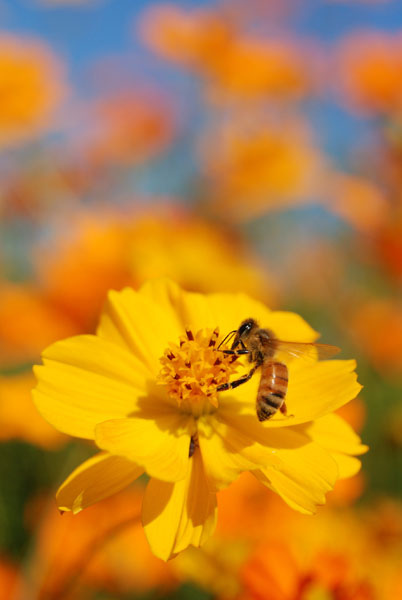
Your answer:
272,340 -> 340,361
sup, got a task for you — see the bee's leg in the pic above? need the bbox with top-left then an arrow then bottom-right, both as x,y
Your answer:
217,365 -> 257,392
221,349 -> 250,356
279,402 -> 294,419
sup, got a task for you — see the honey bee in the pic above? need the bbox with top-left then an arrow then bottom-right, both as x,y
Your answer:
217,318 -> 340,421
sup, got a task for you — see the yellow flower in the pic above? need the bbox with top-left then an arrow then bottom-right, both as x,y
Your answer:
33,279 -> 366,561
0,373 -> 66,448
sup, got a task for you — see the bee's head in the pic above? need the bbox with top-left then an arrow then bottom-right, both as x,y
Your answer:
231,318 -> 258,349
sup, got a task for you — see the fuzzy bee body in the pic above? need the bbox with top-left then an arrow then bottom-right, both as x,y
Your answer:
217,318 -> 339,422
257,361 -> 289,421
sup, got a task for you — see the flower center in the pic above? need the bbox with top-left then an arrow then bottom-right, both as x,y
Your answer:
158,327 -> 239,417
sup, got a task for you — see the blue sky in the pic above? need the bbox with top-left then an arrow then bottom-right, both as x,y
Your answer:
1,0 -> 401,186
2,0 -> 401,79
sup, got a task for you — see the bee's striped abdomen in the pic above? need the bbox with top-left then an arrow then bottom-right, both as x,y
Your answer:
256,361 -> 288,421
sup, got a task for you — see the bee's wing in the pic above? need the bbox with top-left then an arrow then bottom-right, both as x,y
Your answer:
272,340 -> 340,361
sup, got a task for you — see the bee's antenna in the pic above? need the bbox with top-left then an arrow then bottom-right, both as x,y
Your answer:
217,330 -> 237,350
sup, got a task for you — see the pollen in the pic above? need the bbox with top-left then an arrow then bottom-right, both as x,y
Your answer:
158,327 -> 239,416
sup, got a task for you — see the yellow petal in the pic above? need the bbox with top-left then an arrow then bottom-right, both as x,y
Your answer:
257,309 -> 318,343
176,290 -> 272,334
330,453 -> 362,478
97,285 -> 183,374
286,359 -> 362,424
199,409 -> 320,491
219,401 -> 307,448
255,442 -> 339,515
176,289 -> 317,345
142,449 -> 217,561
56,451 -> 143,514
33,335 -> 150,439
197,417 -> 260,490
95,415 -> 191,482
138,278 -> 184,329
229,359 -> 362,428
301,413 -> 368,456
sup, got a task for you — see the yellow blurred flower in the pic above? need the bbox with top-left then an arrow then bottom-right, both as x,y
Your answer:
34,279 -> 365,560
0,34 -> 67,147
34,209 -> 275,333
0,372 -> 65,448
201,118 -> 326,220
172,536 -> 249,599
125,214 -> 273,299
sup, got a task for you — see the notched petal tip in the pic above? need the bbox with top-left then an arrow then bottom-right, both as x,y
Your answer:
56,452 -> 143,514
142,450 -> 217,561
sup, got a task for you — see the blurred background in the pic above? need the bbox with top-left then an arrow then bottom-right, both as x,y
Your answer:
0,0 -> 402,598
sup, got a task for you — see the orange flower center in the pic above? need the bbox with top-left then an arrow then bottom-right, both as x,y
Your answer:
158,327 -> 239,416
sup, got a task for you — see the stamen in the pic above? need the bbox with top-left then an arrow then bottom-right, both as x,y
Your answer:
158,328 -> 240,416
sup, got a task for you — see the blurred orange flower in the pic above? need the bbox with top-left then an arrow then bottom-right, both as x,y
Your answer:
35,212 -> 135,331
0,372 -> 66,448
336,31 -> 402,115
175,473 -> 394,600
85,90 -> 175,166
374,217 -> 402,283
0,559 -> 22,600
206,37 -> 318,101
139,4 -> 231,71
325,172 -> 389,233
0,282 -> 79,368
170,493 -> 402,599
240,497 -> 402,600
0,34 -> 67,147
348,298 -> 402,374
26,488 -> 175,600
242,541 -> 376,600
140,4 -> 317,101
